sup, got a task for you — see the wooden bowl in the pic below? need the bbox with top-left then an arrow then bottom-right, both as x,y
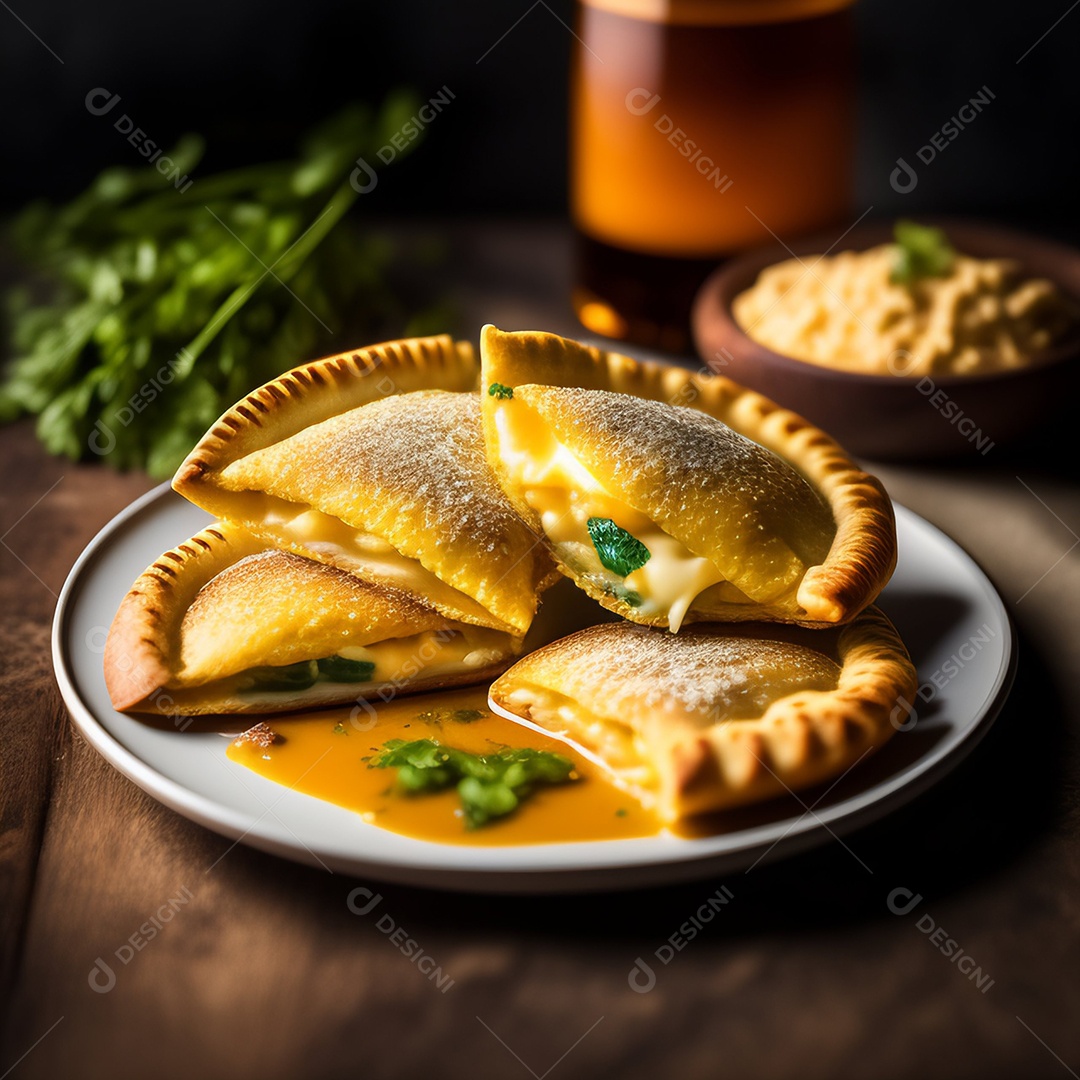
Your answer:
691,219 -> 1080,460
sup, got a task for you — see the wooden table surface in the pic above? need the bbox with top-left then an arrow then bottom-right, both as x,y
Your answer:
2,223 -> 1078,1079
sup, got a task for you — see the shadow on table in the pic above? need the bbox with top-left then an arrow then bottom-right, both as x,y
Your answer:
517,618 -> 1058,942
219,621 -> 1062,954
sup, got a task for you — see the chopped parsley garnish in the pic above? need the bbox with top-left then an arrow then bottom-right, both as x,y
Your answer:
450,708 -> 485,724
416,707 -> 487,725
332,722 -> 348,735
487,382 -> 514,399
587,517 -> 651,578
890,220 -> 955,286
370,738 -> 576,828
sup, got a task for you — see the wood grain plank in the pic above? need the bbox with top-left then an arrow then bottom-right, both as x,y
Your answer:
0,420 -> 151,1013
2,224 -> 1079,1078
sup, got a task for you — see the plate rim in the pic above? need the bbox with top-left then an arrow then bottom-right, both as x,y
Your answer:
51,485 -> 1017,892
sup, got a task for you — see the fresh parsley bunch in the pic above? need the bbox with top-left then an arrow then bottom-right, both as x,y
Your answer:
1,96 -> 436,477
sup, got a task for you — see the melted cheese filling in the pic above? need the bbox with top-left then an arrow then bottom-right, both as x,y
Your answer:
331,627 -> 513,680
250,498 -> 497,628
502,653 -> 841,817
504,685 -> 658,800
495,408 -> 748,631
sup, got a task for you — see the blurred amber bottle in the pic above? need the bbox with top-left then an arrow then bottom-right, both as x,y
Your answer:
570,0 -> 856,352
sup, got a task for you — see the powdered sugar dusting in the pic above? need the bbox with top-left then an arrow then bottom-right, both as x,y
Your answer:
522,622 -> 840,726
249,390 -> 529,556
178,547 -> 444,680
523,387 -> 835,569
188,549 -> 431,628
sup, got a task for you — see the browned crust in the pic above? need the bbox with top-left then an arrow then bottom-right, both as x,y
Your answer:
489,606 -> 917,821
104,524 -> 257,711
672,606 -> 917,817
480,326 -> 897,626
173,334 -> 478,517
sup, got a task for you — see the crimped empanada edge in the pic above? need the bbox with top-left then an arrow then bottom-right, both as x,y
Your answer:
479,326 -> 897,626
669,606 -> 917,817
489,607 -> 917,821
104,524 -> 261,712
172,334 -> 478,516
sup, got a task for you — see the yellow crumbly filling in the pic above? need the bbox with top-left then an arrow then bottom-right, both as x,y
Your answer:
733,244 -> 1077,376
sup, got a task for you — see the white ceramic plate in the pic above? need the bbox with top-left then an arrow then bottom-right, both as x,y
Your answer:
53,486 -> 1015,892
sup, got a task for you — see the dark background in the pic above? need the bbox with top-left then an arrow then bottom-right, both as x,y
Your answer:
1,0 -> 1077,231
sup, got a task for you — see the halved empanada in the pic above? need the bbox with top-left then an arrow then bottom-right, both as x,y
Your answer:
105,523 -> 522,716
489,609 -> 916,821
481,326 -> 897,628
173,335 -> 555,636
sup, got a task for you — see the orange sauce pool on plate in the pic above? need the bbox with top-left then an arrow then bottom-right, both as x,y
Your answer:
226,688 -> 660,845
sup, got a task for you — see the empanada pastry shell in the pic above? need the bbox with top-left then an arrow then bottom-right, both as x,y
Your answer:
172,335 -> 556,635
480,326 -> 897,627
105,522 -> 522,716
489,608 -> 917,821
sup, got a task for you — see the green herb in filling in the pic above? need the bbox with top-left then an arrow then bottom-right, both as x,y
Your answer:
602,581 -> 644,608
890,220 -> 955,286
587,517 -> 651,578
370,738 -> 576,828
316,656 -> 376,683
246,660 -> 318,692
242,654 -> 376,693
487,382 -> 514,399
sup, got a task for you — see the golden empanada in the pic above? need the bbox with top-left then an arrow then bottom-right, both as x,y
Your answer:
489,610 -> 916,821
173,335 -> 556,635
481,326 -> 896,628
105,523 -> 522,716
